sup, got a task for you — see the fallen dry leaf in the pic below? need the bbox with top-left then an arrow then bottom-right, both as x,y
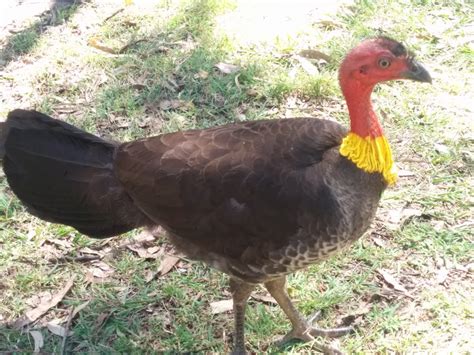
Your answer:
210,299 -> 233,314
27,227 -> 36,240
47,238 -> 72,250
147,246 -> 160,254
13,277 -> 75,328
29,330 -> 44,353
47,321 -> 73,337
401,208 -> 423,220
84,270 -> 95,284
194,70 -> 209,79
72,300 -> 90,319
127,243 -> 161,259
434,142 -> 450,155
89,261 -> 114,278
95,312 -> 111,328
372,236 -> 386,248
432,220 -> 445,231
158,255 -> 180,276
251,293 -> 277,305
294,55 -> 319,76
215,62 -> 240,74
159,99 -> 192,111
299,49 -> 331,62
377,269 -> 414,299
247,88 -> 258,96
398,169 -> 415,177
377,269 -> 407,292
79,247 -> 104,257
91,268 -> 109,278
386,206 -> 423,230
39,243 -> 65,260
88,37 -> 117,54
134,229 -> 157,243
144,269 -> 157,283
466,263 -> 474,273
317,18 -> 344,29
26,292 -> 52,308
339,301 -> 372,327
436,267 -> 449,284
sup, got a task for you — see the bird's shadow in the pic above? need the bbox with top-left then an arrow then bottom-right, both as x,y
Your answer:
0,0 -> 82,70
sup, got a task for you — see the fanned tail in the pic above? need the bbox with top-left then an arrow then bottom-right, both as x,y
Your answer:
1,109 -> 150,237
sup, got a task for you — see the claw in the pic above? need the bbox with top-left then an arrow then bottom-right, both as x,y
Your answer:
275,314 -> 352,354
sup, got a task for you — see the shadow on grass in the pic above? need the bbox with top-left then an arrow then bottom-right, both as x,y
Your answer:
0,0 -> 82,69
73,0 -> 264,141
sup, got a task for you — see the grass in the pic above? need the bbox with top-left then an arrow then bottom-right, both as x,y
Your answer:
1,0 -> 473,353
0,2 -> 80,67
9,29 -> 40,56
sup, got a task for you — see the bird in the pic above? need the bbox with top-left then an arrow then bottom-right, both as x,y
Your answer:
0,37 -> 431,353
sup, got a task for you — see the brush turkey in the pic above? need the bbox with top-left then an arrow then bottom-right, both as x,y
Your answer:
0,37 -> 431,353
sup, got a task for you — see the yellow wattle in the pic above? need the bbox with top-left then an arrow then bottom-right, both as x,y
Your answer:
339,132 -> 397,185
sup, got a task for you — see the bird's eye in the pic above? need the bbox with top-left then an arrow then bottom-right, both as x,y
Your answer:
378,58 -> 391,69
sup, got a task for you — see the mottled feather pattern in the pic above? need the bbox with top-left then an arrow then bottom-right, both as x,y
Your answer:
115,118 -> 384,282
2,111 -> 386,282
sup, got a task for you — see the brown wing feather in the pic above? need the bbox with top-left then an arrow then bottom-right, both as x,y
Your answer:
115,118 -> 347,260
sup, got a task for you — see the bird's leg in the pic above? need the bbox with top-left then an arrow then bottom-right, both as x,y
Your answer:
264,276 -> 352,352
229,277 -> 256,355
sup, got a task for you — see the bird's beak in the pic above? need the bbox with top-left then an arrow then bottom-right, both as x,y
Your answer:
401,59 -> 432,83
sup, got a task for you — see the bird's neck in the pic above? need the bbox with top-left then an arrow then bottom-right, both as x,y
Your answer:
339,80 -> 397,185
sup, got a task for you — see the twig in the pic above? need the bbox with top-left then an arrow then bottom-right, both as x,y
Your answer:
48,254 -> 102,264
60,306 -> 74,355
103,8 -> 124,23
118,39 -> 147,53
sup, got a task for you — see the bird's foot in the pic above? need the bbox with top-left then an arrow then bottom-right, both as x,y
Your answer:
276,311 -> 353,354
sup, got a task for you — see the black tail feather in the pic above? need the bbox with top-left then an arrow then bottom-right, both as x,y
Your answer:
1,109 -> 150,237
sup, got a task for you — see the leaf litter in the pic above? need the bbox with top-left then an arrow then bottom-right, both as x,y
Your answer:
157,254 -> 180,276
29,330 -> 44,353
294,55 -> 319,76
210,299 -> 233,314
47,321 -> 73,337
89,261 -> 114,279
215,62 -> 240,74
13,277 -> 75,328
377,269 -> 414,299
127,243 -> 162,259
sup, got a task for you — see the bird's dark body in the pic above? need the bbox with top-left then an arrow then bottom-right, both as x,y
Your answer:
116,119 -> 386,282
2,110 -> 385,283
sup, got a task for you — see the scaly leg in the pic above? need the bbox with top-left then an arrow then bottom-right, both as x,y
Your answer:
229,277 -> 256,354
264,276 -> 352,353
